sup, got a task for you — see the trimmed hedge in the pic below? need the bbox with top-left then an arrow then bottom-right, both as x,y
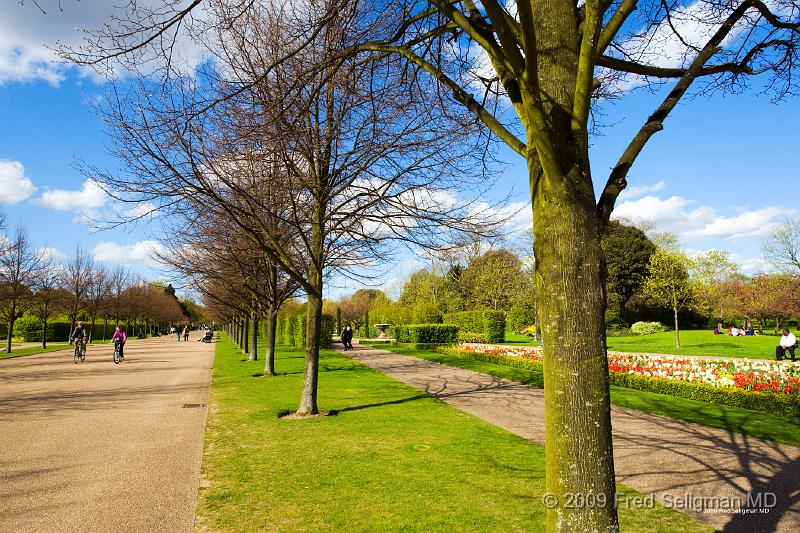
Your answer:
443,311 -> 506,343
395,324 -> 459,344
320,314 -> 335,349
293,315 -> 307,349
609,372 -> 800,418
280,313 -> 334,349
483,311 -> 506,343
284,315 -> 297,346
458,331 -> 486,343
435,347 -> 800,417
14,317 -> 73,342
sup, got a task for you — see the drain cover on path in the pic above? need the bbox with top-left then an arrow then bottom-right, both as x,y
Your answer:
182,403 -> 206,408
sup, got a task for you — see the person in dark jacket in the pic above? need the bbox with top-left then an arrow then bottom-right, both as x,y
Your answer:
341,325 -> 354,351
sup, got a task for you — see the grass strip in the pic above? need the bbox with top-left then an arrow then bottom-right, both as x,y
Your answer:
196,335 -> 709,532
0,344 -> 71,360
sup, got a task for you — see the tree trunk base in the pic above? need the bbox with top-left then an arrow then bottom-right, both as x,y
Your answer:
280,410 -> 326,420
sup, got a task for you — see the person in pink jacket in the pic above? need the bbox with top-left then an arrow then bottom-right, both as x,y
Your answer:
111,326 -> 127,361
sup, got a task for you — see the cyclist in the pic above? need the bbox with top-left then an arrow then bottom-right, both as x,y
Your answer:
111,325 -> 127,361
71,321 -> 89,357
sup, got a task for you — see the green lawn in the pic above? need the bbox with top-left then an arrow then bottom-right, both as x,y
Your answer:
505,329 -> 781,360
196,335 -> 709,532
606,330 -> 781,359
0,343 -> 70,360
375,344 -> 800,449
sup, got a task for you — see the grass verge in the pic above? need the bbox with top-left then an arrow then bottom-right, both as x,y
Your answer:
504,330 -> 781,360
196,335 -> 710,532
376,344 -> 800,449
0,344 -> 71,360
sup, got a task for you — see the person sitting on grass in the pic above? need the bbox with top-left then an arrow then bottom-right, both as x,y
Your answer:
776,328 -> 798,361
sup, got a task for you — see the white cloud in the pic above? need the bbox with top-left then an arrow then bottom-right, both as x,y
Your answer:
612,194 -> 790,242
0,1 -> 209,86
35,179 -> 107,215
90,240 -> 168,268
730,253 -> 773,275
37,246 -> 66,262
617,181 -> 666,201
0,159 -> 36,203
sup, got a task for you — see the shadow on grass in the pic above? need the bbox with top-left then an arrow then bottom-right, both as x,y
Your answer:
328,393 -> 429,416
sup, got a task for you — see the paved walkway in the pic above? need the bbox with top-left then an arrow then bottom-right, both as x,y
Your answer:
0,333 -> 214,533
341,345 -> 800,532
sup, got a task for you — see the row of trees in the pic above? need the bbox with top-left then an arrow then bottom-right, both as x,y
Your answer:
645,238 -> 800,347
61,0 -> 800,528
0,220 -> 187,350
333,246 -> 536,332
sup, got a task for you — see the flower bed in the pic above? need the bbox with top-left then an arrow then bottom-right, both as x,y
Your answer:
441,343 -> 800,416
457,343 -> 800,396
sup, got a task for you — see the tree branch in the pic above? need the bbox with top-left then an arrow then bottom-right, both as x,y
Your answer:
597,0 -> 757,227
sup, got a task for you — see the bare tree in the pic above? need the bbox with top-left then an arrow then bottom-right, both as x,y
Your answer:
61,246 -> 93,342
763,216 -> 800,273
85,263 -> 113,342
74,1 -> 495,417
108,266 -> 130,327
0,226 -> 45,352
31,260 -> 68,350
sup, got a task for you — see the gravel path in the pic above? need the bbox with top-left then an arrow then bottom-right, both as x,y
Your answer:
0,333 -> 214,533
341,345 -> 800,532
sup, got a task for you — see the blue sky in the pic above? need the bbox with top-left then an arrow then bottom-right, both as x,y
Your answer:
1,1 -> 798,299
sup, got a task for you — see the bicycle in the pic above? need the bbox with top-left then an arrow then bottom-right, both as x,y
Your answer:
73,338 -> 86,363
113,340 -> 124,364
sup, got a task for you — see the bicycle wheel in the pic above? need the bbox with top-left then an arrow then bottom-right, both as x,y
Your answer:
80,344 -> 86,362
114,345 -> 121,364
74,346 -> 80,364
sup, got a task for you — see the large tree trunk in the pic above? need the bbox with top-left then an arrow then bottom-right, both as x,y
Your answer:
674,307 -> 681,348
531,167 -> 618,531
298,289 -> 322,415
42,318 -> 48,350
248,304 -> 258,361
264,306 -> 278,376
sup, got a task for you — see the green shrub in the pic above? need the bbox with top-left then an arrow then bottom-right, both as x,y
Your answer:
483,311 -> 506,343
320,314 -> 335,349
284,315 -> 297,346
14,318 -> 72,342
443,311 -> 506,343
443,311 -> 483,333
458,331 -> 486,343
276,316 -> 285,344
293,315 -> 307,349
413,303 -> 443,324
630,321 -> 667,335
507,304 -> 536,332
395,324 -> 459,344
